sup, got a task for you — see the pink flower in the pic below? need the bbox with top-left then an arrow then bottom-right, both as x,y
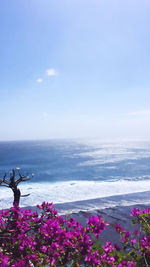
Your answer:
131,239 -> 136,245
114,223 -> 124,233
131,208 -> 141,216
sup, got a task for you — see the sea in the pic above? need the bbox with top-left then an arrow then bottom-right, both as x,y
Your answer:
0,139 -> 150,213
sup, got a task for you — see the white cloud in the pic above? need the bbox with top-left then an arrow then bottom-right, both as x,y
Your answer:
46,68 -> 57,76
36,78 -> 43,83
127,110 -> 150,116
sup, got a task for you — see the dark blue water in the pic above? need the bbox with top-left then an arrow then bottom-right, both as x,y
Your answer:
0,139 -> 150,183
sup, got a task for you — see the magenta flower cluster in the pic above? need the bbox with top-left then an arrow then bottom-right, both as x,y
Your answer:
0,203 -> 149,266
131,207 -> 150,217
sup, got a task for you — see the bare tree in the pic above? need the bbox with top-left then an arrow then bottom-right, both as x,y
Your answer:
0,168 -> 34,205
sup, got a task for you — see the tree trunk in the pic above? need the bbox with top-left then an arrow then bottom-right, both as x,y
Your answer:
13,188 -> 21,205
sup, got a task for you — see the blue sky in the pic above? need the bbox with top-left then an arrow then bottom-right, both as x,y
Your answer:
0,0 -> 150,140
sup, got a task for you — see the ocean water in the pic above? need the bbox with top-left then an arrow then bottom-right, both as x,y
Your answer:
0,139 -> 150,211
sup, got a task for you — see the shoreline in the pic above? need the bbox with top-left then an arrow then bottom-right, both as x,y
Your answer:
17,190 -> 150,215
54,190 -> 150,214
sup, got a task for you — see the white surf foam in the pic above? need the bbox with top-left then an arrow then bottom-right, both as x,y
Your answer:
0,179 -> 150,210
